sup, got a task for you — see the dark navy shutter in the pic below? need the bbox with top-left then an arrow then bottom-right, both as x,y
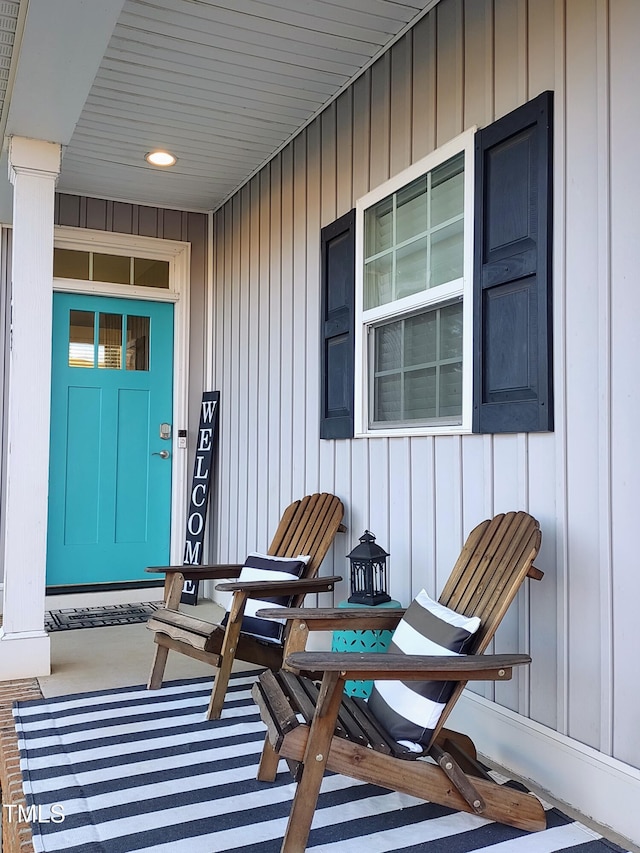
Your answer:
473,90 -> 553,433
320,209 -> 355,439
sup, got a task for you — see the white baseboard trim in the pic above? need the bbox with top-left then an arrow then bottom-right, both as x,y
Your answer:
447,691 -> 640,848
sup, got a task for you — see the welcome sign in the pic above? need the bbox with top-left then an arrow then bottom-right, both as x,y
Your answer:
181,391 -> 220,605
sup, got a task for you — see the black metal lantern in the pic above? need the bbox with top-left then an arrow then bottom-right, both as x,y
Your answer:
347,530 -> 391,605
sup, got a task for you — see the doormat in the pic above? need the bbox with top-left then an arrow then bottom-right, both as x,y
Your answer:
45,602 -> 163,632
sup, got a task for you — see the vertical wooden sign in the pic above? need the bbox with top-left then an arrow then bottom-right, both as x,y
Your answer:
181,391 -> 220,605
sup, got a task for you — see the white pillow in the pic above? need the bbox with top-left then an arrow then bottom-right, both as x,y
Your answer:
367,589 -> 480,749
221,552 -> 310,644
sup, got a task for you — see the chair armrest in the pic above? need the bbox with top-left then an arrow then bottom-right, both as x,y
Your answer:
284,651 -> 532,682
255,606 -> 406,631
145,564 -> 244,580
216,575 -> 342,596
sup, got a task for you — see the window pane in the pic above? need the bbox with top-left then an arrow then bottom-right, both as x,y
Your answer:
133,258 -> 169,288
363,150 -> 465,313
365,196 -> 393,257
405,367 -> 436,420
439,362 -> 463,417
98,313 -> 122,369
396,237 -> 427,300
126,315 -> 150,371
374,373 -> 401,422
439,302 -> 463,360
404,311 -> 436,366
68,310 -> 94,368
431,153 -> 464,227
375,322 -> 402,373
396,176 -> 427,243
93,253 -> 130,285
55,249 -> 90,280
364,253 -> 392,309
430,219 -> 464,288
371,304 -> 463,425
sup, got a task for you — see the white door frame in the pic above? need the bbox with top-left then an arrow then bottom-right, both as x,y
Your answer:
52,225 -> 191,572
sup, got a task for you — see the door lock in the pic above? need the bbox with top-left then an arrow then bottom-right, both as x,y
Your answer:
152,450 -> 170,459
160,423 -> 172,440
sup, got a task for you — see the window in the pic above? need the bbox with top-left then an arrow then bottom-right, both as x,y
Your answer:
321,92 -> 553,440
54,249 -> 170,288
355,131 -> 475,435
67,311 -> 150,371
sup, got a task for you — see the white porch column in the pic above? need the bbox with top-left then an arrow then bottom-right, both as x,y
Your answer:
0,137 -> 61,679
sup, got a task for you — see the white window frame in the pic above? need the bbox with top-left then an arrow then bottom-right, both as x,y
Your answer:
354,128 -> 476,437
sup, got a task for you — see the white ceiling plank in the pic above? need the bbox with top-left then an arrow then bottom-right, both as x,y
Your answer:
75,108 -> 296,152
280,0 -> 423,22
144,0 -> 397,43
100,53 -> 337,101
94,68 -> 325,115
73,108 -> 292,146
216,0 -> 421,30
116,10 -> 373,72
70,124 -> 283,159
121,1 -> 386,56
84,86 -> 309,129
107,31 -> 346,87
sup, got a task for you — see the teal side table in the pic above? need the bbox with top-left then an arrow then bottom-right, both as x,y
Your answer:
331,599 -> 402,698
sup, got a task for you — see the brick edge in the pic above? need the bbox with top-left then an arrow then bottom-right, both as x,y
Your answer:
0,679 -> 42,853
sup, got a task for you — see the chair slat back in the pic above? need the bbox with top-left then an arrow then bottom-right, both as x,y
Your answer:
429,511 -> 541,746
268,493 -> 344,579
438,511 -> 540,653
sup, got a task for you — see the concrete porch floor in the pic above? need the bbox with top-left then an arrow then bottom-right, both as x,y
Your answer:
38,597 -> 229,698
1,599 -> 639,853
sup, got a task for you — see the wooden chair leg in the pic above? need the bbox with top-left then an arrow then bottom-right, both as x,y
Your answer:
148,641 -> 169,690
148,572 -> 185,690
206,591 -> 247,720
281,671 -> 344,853
257,737 -> 281,782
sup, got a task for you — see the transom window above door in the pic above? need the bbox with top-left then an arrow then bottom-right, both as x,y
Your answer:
54,248 -> 169,289
68,310 -> 150,371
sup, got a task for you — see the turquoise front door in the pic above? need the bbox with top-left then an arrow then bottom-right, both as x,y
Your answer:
47,293 -> 174,586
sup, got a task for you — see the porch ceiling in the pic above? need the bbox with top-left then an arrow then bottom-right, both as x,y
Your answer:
1,0 -> 439,216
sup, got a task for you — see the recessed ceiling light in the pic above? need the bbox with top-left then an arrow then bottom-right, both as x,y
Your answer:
145,150 -> 177,167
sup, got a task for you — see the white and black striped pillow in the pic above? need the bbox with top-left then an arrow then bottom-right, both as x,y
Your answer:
221,552 -> 310,644
367,589 -> 480,751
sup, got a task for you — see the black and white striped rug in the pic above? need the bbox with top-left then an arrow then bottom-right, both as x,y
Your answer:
13,672 -> 629,853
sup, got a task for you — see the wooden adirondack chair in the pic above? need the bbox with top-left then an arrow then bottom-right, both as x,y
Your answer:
146,492 -> 344,720
252,511 -> 546,851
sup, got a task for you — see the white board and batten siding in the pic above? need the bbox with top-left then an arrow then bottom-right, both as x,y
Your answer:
208,0 -> 640,832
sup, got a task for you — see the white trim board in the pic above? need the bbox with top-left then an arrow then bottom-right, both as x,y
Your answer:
448,691 -> 640,849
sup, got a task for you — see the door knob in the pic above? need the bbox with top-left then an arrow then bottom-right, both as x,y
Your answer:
152,450 -> 170,459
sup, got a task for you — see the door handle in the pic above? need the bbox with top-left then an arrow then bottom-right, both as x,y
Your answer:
152,450 -> 170,459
